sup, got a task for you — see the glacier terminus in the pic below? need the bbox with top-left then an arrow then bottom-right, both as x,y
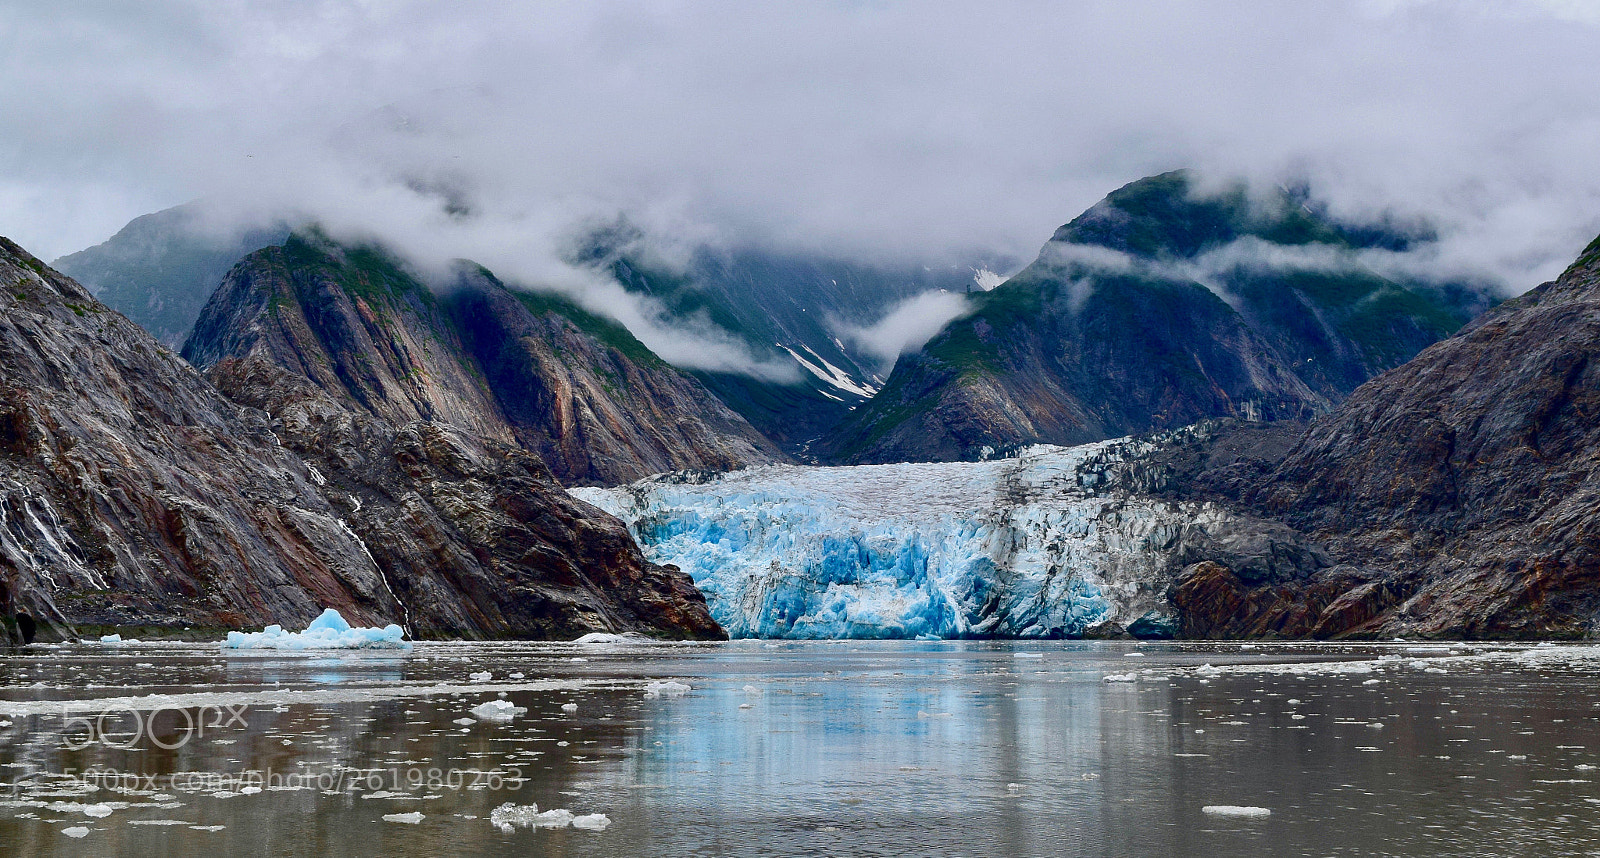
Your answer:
572,435 -> 1262,639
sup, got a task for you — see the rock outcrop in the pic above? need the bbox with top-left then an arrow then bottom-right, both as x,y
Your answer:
0,235 -> 722,641
181,233 -> 783,486
1156,232 -> 1600,638
830,171 -> 1490,464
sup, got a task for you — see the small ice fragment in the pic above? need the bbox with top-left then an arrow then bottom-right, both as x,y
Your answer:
1202,805 -> 1271,818
1013,653 -> 1043,659
382,812 -> 424,824
453,717 -> 476,726
561,703 -> 579,713
509,672 -> 525,680
61,827 -> 90,838
82,804 -> 112,818
571,813 -> 611,831
469,671 -> 492,682
469,700 -> 527,723
1124,652 -> 1145,657
743,685 -> 763,695
1363,679 -> 1381,685
1103,673 -> 1137,683
644,681 -> 691,698
1196,664 -> 1222,677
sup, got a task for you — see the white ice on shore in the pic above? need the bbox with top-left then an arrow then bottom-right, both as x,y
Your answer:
221,608 -> 410,651
572,438 -> 1215,639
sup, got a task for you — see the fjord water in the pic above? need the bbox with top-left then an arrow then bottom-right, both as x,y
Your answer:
1,641 -> 1598,856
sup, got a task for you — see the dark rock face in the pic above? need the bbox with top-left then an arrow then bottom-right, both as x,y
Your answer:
0,235 -> 722,640
1159,234 -> 1600,639
182,234 -> 783,486
831,171 -> 1489,464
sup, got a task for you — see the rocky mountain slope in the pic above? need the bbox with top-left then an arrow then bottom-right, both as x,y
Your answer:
0,235 -> 722,643
1167,232 -> 1600,639
181,233 -> 783,486
52,203 -> 289,347
829,171 -> 1491,463
572,222 -> 1005,457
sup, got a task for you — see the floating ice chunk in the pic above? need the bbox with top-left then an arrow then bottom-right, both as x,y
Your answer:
452,718 -> 476,726
82,804 -> 112,818
469,700 -> 526,723
100,635 -> 121,644
561,703 -> 578,713
469,672 -> 492,682
1202,805 -> 1271,818
382,812 -> 423,824
915,634 -> 942,641
644,681 -> 691,698
1362,679 -> 1381,686
61,827 -> 89,838
1124,652 -> 1145,657
221,609 -> 410,651
573,632 -> 650,645
1103,673 -> 1137,683
1195,664 -> 1222,677
1013,653 -> 1043,659
533,809 -> 576,828
571,813 -> 611,831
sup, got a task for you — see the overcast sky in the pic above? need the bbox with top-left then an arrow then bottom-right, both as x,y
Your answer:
4,0 -> 1600,293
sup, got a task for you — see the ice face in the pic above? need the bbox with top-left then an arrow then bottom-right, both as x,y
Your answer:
573,439 -> 1210,639
221,608 -> 411,650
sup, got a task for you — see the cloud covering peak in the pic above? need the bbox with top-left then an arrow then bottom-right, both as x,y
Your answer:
3,0 -> 1600,299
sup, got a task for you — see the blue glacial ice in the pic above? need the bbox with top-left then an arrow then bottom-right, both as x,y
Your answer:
572,439 -> 1217,639
222,608 -> 411,650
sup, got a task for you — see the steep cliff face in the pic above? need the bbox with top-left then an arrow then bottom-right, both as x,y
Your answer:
182,234 -> 783,485
1204,235 -> 1600,639
0,235 -> 722,640
830,171 -> 1489,464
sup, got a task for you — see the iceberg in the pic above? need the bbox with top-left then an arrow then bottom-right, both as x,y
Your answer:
221,608 -> 410,651
572,438 -> 1212,639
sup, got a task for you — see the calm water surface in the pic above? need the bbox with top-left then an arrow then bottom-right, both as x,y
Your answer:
1,639 -> 1598,856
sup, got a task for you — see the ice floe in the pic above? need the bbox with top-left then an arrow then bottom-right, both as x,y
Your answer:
221,609 -> 410,651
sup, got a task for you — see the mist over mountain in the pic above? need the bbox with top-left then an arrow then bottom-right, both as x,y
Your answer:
829,171 -> 1495,463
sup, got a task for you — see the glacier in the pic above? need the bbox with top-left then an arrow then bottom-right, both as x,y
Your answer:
572,437 -> 1237,639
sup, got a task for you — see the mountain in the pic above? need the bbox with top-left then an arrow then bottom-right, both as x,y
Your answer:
1167,230 -> 1600,639
828,171 -> 1493,463
52,203 -> 290,347
573,222 -> 1007,458
0,235 -> 721,643
181,232 -> 783,486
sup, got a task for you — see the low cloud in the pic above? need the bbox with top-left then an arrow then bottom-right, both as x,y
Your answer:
834,291 -> 971,371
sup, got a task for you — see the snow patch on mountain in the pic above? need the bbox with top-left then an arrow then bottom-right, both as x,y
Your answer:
573,438 -> 1224,639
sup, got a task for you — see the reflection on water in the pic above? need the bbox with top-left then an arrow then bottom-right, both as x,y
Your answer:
1,640 -> 1599,856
